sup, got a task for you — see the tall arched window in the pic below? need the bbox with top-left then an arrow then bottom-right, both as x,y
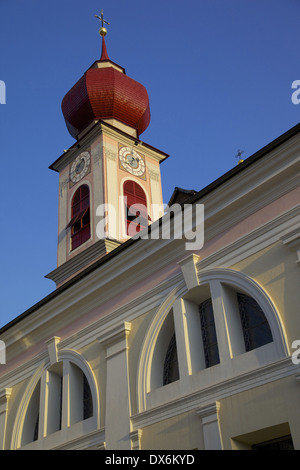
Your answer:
68,185 -> 90,250
137,269 -> 288,413
123,180 -> 148,236
19,360 -> 94,448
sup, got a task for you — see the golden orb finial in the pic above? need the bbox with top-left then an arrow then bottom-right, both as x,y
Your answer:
235,149 -> 244,165
95,9 -> 110,37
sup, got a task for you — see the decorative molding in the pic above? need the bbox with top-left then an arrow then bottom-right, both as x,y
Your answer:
49,428 -> 105,451
196,401 -> 222,450
56,273 -> 183,354
281,226 -> 300,264
198,205 -> 300,271
0,273 -> 183,387
196,401 -> 220,420
0,388 -> 12,450
46,336 -> 61,365
97,441 -> 106,450
130,429 -> 142,450
45,238 -> 121,286
178,254 -> 200,290
10,362 -> 48,450
136,282 -> 186,413
98,321 -> 131,346
0,388 -> 12,415
98,322 -> 132,360
132,357 -> 299,431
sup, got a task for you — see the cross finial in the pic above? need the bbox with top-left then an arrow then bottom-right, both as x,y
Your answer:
235,149 -> 244,164
95,9 -> 110,36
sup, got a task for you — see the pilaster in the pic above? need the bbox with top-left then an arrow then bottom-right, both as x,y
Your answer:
0,388 -> 12,450
196,401 -> 223,450
98,322 -> 132,449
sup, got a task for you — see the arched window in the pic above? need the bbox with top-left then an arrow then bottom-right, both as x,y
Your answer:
68,185 -> 90,250
198,293 -> 273,367
123,180 -> 148,236
19,360 -> 94,448
137,268 -> 288,413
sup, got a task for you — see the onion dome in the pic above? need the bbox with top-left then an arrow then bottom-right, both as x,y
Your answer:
61,33 -> 150,140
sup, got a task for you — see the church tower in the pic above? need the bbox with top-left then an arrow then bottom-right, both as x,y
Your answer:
46,12 -> 168,287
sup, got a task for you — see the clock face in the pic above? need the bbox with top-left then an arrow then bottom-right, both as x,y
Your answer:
119,146 -> 146,177
70,151 -> 91,183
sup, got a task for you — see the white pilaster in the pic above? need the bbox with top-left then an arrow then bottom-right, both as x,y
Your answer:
130,429 -> 143,450
281,228 -> 300,265
173,298 -> 206,377
98,322 -> 132,449
177,254 -> 200,291
197,401 -> 223,450
0,388 -> 12,450
209,280 -> 232,362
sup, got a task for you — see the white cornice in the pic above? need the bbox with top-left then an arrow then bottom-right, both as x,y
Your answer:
52,428 -> 105,450
199,138 -> 300,242
198,205 -> 300,270
131,357 -> 300,430
46,238 -> 121,285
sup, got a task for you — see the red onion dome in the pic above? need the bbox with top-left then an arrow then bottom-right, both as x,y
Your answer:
61,36 -> 150,139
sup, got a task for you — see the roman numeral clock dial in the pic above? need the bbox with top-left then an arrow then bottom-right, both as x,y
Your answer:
70,151 -> 91,183
119,146 -> 146,178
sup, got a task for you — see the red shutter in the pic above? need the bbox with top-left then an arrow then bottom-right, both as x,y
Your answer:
123,181 -> 148,235
69,185 -> 91,250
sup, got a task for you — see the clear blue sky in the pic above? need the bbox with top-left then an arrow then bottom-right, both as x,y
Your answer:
0,0 -> 299,328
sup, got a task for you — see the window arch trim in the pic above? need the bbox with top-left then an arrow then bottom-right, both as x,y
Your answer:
11,349 -> 100,450
195,268 -> 289,357
137,268 -> 289,414
137,282 -> 186,413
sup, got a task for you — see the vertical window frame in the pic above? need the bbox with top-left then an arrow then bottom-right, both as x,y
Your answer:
70,184 -> 91,251
123,180 -> 148,236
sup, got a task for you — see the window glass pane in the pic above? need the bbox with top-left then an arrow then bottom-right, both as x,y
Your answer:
163,334 -> 179,385
199,299 -> 220,368
237,293 -> 273,351
83,375 -> 93,420
21,380 -> 41,446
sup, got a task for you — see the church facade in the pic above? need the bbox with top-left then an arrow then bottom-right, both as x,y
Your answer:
0,20 -> 300,450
